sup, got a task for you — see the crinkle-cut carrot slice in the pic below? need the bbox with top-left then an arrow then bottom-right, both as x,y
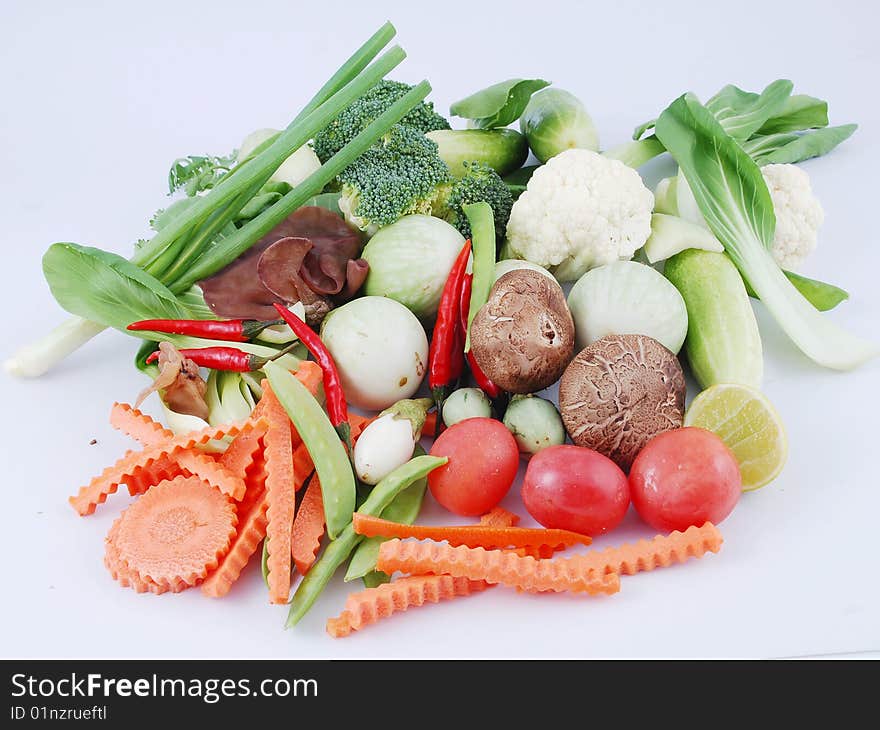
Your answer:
261,386 -> 296,604
104,516 -> 189,594
352,513 -> 592,551
479,507 -> 520,528
376,539 -> 620,596
173,448 -> 247,501
121,455 -> 183,497
571,523 -> 724,576
110,475 -> 238,589
291,442 -> 314,493
201,484 -> 269,598
110,402 -> 172,445
326,575 -> 489,638
291,476 -> 325,575
69,418 -> 263,516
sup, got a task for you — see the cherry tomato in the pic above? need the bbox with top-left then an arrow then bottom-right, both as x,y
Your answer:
428,418 -> 519,516
629,427 -> 741,532
521,445 -> 629,536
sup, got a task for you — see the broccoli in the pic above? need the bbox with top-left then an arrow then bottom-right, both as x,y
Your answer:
314,80 -> 450,163
436,161 -> 514,240
337,125 -> 453,234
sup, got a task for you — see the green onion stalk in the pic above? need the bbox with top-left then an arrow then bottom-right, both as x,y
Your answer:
5,23 -> 417,377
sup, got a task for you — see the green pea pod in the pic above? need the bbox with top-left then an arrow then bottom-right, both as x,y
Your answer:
285,454 -> 447,628
264,361 -> 355,539
361,571 -> 391,588
260,538 -> 270,589
463,201 -> 497,352
345,445 -> 428,583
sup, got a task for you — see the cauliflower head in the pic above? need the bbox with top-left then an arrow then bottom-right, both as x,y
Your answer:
504,149 -> 654,281
762,163 -> 824,271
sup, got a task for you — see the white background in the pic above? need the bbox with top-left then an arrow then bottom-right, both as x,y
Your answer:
1,0 -> 878,659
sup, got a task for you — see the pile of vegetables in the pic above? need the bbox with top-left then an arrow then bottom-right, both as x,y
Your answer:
11,21 -> 878,638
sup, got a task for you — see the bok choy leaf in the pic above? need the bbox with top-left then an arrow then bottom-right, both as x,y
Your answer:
654,93 -> 877,370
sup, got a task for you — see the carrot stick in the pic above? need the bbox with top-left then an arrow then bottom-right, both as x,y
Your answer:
328,507 -> 521,636
291,476 -> 325,575
174,448 -> 248,501
262,386 -> 296,604
110,402 -> 172,445
570,523 -> 724,576
352,513 -> 592,550
376,539 -> 620,596
201,484 -> 269,598
69,418 -> 264,516
108,475 -> 238,591
120,455 -> 182,496
291,441 -> 315,492
326,575 -> 489,638
293,360 -> 324,396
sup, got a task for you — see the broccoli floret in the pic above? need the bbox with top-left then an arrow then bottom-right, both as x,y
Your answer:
437,161 -> 514,240
337,125 -> 453,233
314,80 -> 450,163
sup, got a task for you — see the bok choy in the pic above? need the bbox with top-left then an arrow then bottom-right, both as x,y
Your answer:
653,93 -> 876,370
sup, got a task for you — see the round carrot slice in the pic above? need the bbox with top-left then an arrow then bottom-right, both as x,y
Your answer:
111,475 -> 238,590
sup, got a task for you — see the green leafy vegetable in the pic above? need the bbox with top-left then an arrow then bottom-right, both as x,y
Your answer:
450,78 -> 550,129
626,81 -> 855,170
654,92 -> 876,370
757,94 -> 829,134
167,154 -> 237,196
502,164 -> 541,198
703,79 -> 793,140
743,270 -> 849,312
42,243 -> 191,333
742,124 -> 857,165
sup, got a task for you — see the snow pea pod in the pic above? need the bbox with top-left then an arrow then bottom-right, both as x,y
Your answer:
285,454 -> 447,628
264,361 -> 355,539
345,445 -> 428,584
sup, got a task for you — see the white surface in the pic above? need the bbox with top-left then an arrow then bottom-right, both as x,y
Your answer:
1,0 -> 879,659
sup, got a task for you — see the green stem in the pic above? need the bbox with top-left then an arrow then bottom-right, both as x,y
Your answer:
170,80 -> 433,292
603,136 -> 666,168
132,44 -> 406,273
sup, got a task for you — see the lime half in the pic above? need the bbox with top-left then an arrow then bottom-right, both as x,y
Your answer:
684,384 -> 788,491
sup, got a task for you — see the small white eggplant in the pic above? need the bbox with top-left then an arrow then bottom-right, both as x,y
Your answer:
353,398 -> 433,486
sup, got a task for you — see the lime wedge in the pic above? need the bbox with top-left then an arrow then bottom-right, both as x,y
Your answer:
684,384 -> 788,491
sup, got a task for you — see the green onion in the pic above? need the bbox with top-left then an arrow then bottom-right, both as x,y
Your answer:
170,81 -> 433,292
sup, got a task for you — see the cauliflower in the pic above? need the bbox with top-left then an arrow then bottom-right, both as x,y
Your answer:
504,149 -> 654,281
761,163 -> 824,271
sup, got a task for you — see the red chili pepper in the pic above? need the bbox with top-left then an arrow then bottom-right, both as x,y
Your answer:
428,240 -> 472,406
145,341 -> 299,372
127,318 -> 282,342
460,272 -> 501,399
272,303 -> 351,450
146,346 -> 263,372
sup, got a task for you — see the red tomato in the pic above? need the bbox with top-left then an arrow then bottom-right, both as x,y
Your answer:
521,445 -> 629,536
428,418 -> 519,516
629,427 -> 741,532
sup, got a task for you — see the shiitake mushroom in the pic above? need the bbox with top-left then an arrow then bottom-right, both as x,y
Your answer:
470,269 -> 575,394
558,333 -> 686,471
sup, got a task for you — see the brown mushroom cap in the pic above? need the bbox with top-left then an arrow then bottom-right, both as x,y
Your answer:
470,269 -> 575,394
558,333 -> 685,471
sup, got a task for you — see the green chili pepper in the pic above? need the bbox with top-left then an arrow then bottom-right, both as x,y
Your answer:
285,454 -> 447,628
265,360 -> 355,539
462,201 -> 497,352
345,445 -> 428,584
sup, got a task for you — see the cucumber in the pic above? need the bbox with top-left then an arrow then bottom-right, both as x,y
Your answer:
664,249 -> 763,390
426,128 -> 529,177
